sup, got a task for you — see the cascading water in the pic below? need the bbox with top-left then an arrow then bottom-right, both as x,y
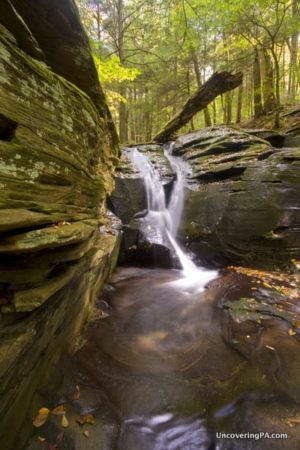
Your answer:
129,144 -> 218,292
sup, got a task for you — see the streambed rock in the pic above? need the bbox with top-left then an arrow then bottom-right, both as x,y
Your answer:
0,2 -> 119,449
220,267 -> 300,400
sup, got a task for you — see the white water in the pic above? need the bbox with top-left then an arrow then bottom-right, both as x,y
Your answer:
129,144 -> 217,292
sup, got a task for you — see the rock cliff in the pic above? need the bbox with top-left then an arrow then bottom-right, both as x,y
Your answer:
0,1 -> 119,448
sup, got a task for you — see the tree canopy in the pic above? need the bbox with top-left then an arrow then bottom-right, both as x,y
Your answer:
76,0 -> 300,142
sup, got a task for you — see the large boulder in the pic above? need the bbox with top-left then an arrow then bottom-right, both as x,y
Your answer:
0,2 -> 119,449
177,127 -> 300,268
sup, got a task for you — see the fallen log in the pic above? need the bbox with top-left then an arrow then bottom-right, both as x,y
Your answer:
153,71 -> 243,142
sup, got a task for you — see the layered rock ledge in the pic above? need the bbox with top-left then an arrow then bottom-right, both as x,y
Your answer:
0,2 -> 119,449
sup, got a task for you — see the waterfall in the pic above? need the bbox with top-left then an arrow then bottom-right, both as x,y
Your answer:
129,144 -> 217,292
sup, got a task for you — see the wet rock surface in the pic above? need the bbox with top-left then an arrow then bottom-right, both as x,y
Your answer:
26,266 -> 300,449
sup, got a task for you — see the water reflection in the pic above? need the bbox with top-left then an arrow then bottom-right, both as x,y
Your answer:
119,414 -> 213,450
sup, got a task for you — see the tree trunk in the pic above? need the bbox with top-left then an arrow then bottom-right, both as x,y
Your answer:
190,47 -> 212,127
221,94 -> 226,123
144,87 -> 151,141
262,50 -> 276,114
119,87 -> 128,143
288,0 -> 299,102
236,84 -> 243,124
225,91 -> 232,124
212,100 -> 217,124
270,46 -> 281,128
154,71 -> 243,142
116,0 -> 128,142
253,47 -> 263,118
186,64 -> 195,130
96,1 -> 101,43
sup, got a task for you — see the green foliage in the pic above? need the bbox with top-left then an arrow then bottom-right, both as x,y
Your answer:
93,54 -> 140,115
94,55 -> 140,84
76,0 -> 300,142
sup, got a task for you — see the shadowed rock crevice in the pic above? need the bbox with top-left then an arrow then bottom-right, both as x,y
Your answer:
257,150 -> 275,160
0,114 -> 18,141
0,0 -> 44,60
194,166 -> 247,183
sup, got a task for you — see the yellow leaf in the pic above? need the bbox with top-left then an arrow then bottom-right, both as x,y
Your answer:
289,329 -> 297,336
77,414 -> 95,426
83,430 -> 90,439
32,408 -> 50,428
51,405 -> 66,416
61,415 -> 69,428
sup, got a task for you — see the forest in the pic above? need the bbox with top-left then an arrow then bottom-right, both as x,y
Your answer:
76,0 -> 299,142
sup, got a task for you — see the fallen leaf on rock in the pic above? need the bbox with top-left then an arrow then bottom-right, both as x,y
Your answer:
56,431 -> 64,445
53,221 -> 71,228
37,436 -> 46,442
83,430 -> 89,439
291,259 -> 300,270
51,405 -> 66,416
266,345 -> 275,351
33,407 -> 50,428
289,329 -> 297,336
77,414 -> 95,426
284,413 -> 300,427
73,385 -> 80,401
61,415 -> 69,428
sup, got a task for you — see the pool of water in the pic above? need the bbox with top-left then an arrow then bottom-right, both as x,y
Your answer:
72,267 -> 300,449
26,266 -> 300,450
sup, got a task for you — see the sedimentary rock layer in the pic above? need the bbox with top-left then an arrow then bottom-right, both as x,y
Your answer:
0,2 -> 119,449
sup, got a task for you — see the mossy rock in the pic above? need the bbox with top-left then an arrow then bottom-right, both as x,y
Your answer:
0,3 -> 120,449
